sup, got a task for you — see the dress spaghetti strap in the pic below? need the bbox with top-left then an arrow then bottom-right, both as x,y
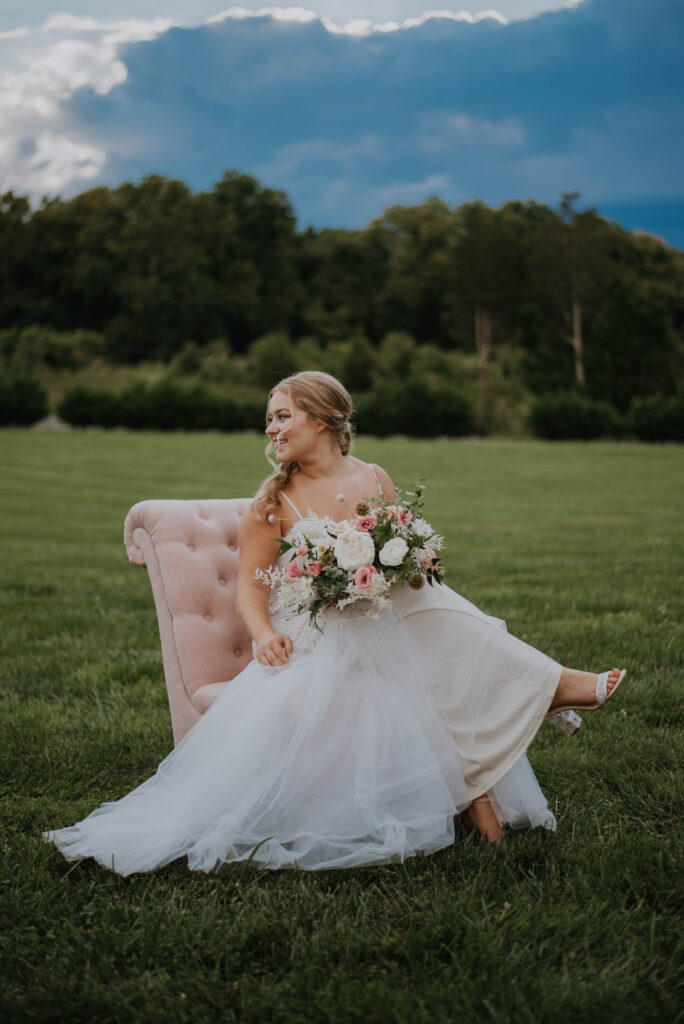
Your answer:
281,491 -> 303,520
369,464 -> 383,497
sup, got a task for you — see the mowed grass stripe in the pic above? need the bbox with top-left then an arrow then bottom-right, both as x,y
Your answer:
0,429 -> 682,1024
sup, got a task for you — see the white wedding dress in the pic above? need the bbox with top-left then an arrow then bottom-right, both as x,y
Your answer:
43,494 -> 562,875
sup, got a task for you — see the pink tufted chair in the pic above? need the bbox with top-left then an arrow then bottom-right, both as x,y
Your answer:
124,499 -> 254,745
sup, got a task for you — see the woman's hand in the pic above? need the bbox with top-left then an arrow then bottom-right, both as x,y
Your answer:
256,631 -> 294,668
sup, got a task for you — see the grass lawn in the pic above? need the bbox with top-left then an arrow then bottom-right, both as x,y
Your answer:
1,429 -> 682,1023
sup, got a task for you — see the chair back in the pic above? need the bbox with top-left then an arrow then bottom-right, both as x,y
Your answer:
124,498 -> 252,744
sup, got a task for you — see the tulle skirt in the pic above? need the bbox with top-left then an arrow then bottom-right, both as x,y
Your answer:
43,585 -> 562,875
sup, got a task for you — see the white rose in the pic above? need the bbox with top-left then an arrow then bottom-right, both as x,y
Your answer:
379,537 -> 409,567
334,528 -> 376,571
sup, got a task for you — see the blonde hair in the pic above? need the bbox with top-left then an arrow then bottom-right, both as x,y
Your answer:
251,371 -> 354,521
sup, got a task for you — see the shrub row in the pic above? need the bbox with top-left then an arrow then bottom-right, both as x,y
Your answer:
0,375 -> 48,425
355,380 -> 473,437
628,391 -> 684,443
2,373 -> 683,441
56,380 -> 266,432
53,378 -> 475,438
528,389 -> 684,442
528,392 -> 620,440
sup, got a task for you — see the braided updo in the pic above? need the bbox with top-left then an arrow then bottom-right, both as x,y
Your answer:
251,371 -> 355,521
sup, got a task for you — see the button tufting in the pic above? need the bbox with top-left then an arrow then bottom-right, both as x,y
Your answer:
204,612 -> 213,621
234,647 -> 242,657
187,543 -> 195,551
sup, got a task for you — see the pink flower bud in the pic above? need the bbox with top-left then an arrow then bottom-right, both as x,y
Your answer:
353,565 -> 378,590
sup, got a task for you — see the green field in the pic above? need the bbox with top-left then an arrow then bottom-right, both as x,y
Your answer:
1,429 -> 682,1023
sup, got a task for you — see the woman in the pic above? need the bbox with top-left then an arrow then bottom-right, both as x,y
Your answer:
43,372 -> 626,872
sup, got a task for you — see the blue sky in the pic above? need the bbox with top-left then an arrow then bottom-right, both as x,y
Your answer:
1,1 -> 683,247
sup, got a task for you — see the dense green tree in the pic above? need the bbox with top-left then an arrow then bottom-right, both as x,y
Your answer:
0,192 -> 31,326
201,171 -> 301,351
367,198 -> 454,347
0,174 -> 682,412
294,228 -> 387,342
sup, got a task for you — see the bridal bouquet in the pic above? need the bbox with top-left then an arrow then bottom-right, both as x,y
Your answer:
255,482 -> 444,629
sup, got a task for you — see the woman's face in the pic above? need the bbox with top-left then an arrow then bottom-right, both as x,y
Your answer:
265,390 -> 324,462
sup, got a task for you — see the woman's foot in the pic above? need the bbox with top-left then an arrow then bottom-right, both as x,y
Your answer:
462,795 -> 506,845
548,667 -> 623,714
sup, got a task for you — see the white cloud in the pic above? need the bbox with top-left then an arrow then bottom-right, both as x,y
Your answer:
207,7 -> 319,24
401,8 -> 508,27
0,28 -> 28,41
207,5 -> 507,34
419,112 -> 527,153
265,135 -> 386,176
0,132 -> 106,195
41,14 -> 181,41
0,14 -> 179,199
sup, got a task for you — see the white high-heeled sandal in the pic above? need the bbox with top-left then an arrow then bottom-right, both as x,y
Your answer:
546,668 -> 628,726
547,707 -> 584,735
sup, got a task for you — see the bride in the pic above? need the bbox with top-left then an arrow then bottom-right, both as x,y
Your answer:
43,371 -> 627,873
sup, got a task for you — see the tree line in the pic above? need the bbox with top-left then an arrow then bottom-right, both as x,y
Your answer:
1,171 -> 683,438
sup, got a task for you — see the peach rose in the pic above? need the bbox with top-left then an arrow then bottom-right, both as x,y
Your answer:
419,546 -> 436,571
356,515 -> 377,532
286,561 -> 303,578
305,561 -> 322,577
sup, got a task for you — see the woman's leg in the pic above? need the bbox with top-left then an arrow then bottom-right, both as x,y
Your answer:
549,667 -> 623,713
463,795 -> 505,844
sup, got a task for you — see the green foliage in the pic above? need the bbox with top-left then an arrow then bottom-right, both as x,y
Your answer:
529,391 -> 619,440
1,179 -> 683,425
0,374 -> 48,425
356,377 -> 473,437
0,325 -> 106,373
57,385 -> 124,428
628,389 -> 684,442
247,333 -> 298,389
57,379 -> 251,432
340,334 -> 376,391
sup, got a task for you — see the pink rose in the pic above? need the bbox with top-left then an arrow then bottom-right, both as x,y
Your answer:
353,565 -> 378,590
419,546 -> 436,571
356,515 -> 377,532
286,561 -> 303,578
296,544 -> 308,556
305,561 -> 322,577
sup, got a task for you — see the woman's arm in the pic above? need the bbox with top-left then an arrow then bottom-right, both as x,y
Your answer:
237,511 -> 293,668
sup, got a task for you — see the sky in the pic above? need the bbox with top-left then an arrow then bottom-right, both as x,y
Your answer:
1,0 -> 683,247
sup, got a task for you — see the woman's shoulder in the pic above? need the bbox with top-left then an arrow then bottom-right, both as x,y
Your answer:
348,456 -> 395,497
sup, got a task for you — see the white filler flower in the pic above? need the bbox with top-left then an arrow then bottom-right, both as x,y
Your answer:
334,528 -> 376,571
411,517 -> 433,539
379,537 -> 409,566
